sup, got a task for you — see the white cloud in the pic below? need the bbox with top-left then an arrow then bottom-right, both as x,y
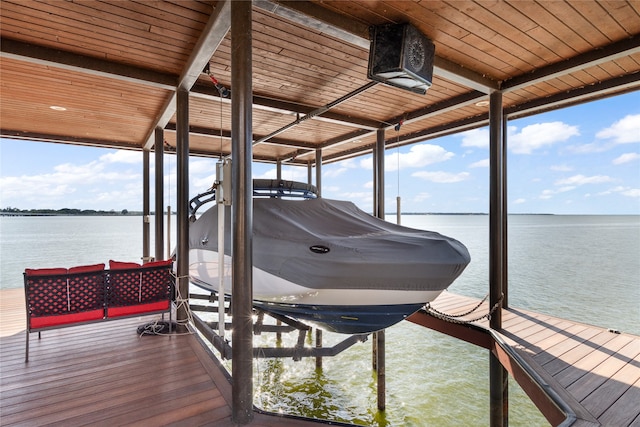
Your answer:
460,129 -> 489,149
339,191 -> 372,202
459,122 -> 580,154
565,142 -> 608,154
596,114 -> 640,144
413,192 -> 431,202
360,144 -> 455,171
469,158 -> 489,168
99,149 -> 141,164
513,198 -> 526,204
598,186 -> 640,198
190,158 -> 216,175
538,174 -> 614,200
339,158 -> 359,169
320,185 -> 342,197
324,167 -> 350,178
412,171 -> 470,183
554,174 -> 614,186
253,168 -> 275,179
193,174 -> 216,190
612,153 -> 640,165
539,186 -> 576,199
539,189 -> 554,200
509,122 -> 580,154
550,164 -> 573,172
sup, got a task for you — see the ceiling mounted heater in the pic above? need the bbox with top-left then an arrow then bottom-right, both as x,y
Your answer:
367,23 -> 435,95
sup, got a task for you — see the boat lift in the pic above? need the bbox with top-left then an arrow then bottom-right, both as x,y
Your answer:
189,291 -> 370,362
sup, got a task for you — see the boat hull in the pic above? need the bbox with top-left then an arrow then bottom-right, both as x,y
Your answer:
252,300 -> 426,334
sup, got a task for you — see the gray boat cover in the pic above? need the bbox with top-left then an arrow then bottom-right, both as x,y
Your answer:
190,198 -> 470,292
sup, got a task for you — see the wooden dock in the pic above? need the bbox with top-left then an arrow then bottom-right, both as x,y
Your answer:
2,287 -> 639,426
408,291 -> 640,427
0,288 -> 335,427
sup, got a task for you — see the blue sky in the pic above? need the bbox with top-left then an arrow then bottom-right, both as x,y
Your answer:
1,91 -> 639,215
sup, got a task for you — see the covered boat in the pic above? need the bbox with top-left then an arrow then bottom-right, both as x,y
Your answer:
188,180 -> 470,334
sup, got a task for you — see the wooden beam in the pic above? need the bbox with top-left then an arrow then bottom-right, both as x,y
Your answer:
0,38 -> 177,90
503,35 -> 640,92
142,0 -> 232,150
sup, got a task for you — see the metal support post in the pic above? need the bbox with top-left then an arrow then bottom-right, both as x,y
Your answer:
154,127 -> 165,261
375,128 -> 386,411
315,148 -> 322,196
489,89 -> 507,427
376,329 -> 386,411
315,329 -> 323,369
231,1 -> 253,424
142,149 -> 151,263
502,117 -> 509,309
176,87 -> 190,331
489,89 -> 504,330
375,128 -> 385,218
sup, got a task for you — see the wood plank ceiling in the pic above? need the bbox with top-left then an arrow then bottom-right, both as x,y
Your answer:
1,0 -> 639,166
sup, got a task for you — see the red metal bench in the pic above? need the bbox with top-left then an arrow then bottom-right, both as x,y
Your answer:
24,259 -> 174,361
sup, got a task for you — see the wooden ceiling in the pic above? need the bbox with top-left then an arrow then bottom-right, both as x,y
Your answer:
1,0 -> 639,166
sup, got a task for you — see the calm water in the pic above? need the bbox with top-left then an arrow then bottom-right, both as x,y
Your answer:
1,214 -> 638,426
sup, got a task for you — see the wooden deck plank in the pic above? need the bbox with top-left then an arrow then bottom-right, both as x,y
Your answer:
555,333 -> 636,388
0,289 -> 332,427
529,322 -> 590,355
597,377 -> 640,427
542,330 -> 621,376
532,324 -> 600,366
414,292 -> 640,426
578,342 -> 640,418
506,316 -> 571,346
568,339 -> 640,402
3,288 -> 639,426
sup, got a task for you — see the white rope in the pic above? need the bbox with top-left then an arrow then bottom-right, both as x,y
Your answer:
138,271 -> 194,337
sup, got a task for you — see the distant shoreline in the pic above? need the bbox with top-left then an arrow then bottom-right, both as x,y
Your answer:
2,211 -> 637,217
0,210 -> 145,217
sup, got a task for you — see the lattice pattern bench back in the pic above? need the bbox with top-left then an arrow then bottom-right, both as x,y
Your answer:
24,264 -> 106,329
106,259 -> 174,318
